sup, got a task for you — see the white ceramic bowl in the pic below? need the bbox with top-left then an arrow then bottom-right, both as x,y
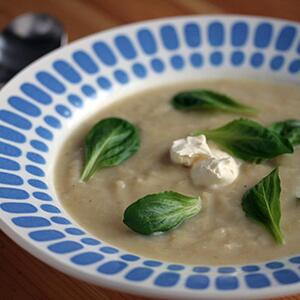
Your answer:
0,15 -> 300,299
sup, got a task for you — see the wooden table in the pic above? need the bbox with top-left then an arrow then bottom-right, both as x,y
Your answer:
1,1 -> 299,299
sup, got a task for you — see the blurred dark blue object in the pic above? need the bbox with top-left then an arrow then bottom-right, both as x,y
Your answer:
0,12 -> 66,85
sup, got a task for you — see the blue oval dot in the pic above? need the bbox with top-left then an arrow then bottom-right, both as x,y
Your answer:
68,94 -> 83,108
218,267 -> 236,274
33,191 -> 52,201
40,204 -> 61,213
29,229 -> 65,241
290,256 -> 300,264
28,179 -> 48,190
132,63 -> 147,78
0,110 -> 32,130
266,262 -> 284,269
8,96 -> 41,117
81,85 -> 96,99
73,51 -> 99,74
55,105 -> 72,118
273,269 -> 300,284
97,261 -> 127,275
125,267 -> 153,281
160,25 -> 179,50
65,227 -> 85,235
0,187 -> 29,199
270,55 -> 284,70
154,272 -> 180,287
137,29 -> 157,55
0,157 -> 20,171
114,70 -> 129,84
30,140 -> 48,152
121,254 -> 140,262
289,59 -> 300,73
1,202 -> 37,213
193,266 -> 210,273
242,265 -> 260,272
12,216 -> 50,228
0,141 -> 21,157
190,53 -> 203,68
251,52 -> 264,68
170,55 -> 184,70
143,260 -> 162,267
151,58 -> 165,73
44,116 -> 61,129
231,22 -> 249,46
97,76 -> 112,90
115,35 -> 137,60
29,229 -> 65,242
48,241 -> 83,254
210,51 -> 223,65
51,216 -> 70,224
208,22 -> 224,46
245,273 -> 271,288
21,83 -> 52,105
231,51 -> 245,66
216,276 -> 239,290
0,125 -> 26,144
184,23 -> 201,48
26,152 -> 45,164
36,126 -> 53,140
81,238 -> 100,245
36,71 -> 66,94
71,252 -> 104,265
100,246 -> 118,254
276,26 -> 296,51
254,23 -> 273,48
53,60 -> 82,83
168,264 -> 184,271
93,41 -> 117,66
0,171 -> 23,185
186,275 -> 209,289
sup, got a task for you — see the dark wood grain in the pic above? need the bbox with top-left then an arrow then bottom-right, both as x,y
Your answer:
0,1 -> 299,299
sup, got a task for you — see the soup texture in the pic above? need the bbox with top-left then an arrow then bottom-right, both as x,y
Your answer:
55,80 -> 300,265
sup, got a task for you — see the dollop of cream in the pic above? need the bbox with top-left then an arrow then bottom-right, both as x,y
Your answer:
170,135 -> 212,166
170,135 -> 240,189
190,154 -> 239,189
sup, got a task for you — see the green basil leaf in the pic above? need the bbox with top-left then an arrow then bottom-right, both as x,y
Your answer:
80,117 -> 140,182
123,191 -> 201,235
194,119 -> 293,162
172,89 -> 257,114
242,168 -> 284,244
269,119 -> 300,146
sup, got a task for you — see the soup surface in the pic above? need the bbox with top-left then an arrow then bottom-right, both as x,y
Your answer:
55,80 -> 300,265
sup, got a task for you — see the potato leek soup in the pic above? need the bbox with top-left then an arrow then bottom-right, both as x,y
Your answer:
55,80 -> 300,265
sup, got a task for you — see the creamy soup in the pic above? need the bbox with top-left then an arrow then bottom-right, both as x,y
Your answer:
55,80 -> 300,265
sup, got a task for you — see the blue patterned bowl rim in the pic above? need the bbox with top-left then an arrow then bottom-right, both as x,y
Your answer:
0,15 -> 299,299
